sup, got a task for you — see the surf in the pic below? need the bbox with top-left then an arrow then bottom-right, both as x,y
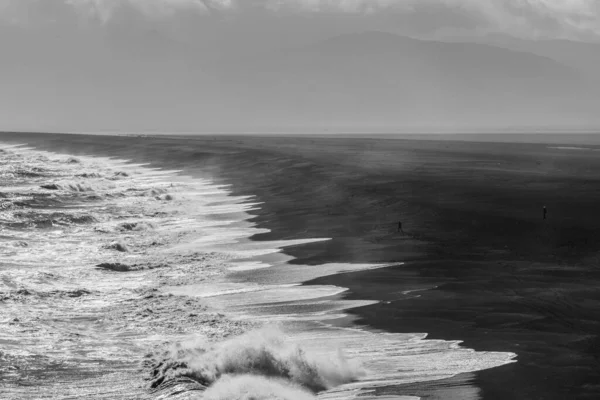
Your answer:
0,142 -> 516,399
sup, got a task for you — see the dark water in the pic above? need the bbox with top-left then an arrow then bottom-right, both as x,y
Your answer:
3,132 -> 600,399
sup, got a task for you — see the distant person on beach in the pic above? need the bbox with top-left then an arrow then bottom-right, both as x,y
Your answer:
543,206 -> 547,220
397,221 -> 405,234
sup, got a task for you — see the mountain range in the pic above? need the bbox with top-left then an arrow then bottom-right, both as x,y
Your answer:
1,29 -> 599,132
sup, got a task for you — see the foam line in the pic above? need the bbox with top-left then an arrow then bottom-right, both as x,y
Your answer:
0,142 -> 516,400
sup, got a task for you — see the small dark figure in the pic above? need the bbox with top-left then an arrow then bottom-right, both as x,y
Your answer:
397,221 -> 405,234
543,206 -> 547,220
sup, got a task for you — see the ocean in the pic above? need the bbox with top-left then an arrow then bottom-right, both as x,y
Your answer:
1,132 -> 599,399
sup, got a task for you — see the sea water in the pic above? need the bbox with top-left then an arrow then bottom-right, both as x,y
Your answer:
0,142 -> 516,399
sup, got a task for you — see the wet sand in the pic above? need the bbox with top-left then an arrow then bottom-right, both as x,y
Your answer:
3,132 -> 600,399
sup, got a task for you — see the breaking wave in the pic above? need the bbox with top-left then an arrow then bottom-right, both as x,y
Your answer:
65,157 -> 81,164
40,181 -> 110,193
0,288 -> 92,302
0,142 -> 516,400
12,211 -> 97,225
95,262 -> 168,272
117,221 -> 155,232
148,327 -> 363,394
76,172 -> 103,179
105,241 -> 130,252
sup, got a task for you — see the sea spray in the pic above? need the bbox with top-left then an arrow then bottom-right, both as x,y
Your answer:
148,327 -> 365,394
203,375 -> 316,400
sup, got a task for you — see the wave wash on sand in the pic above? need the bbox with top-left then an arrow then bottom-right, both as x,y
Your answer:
0,142 -> 516,399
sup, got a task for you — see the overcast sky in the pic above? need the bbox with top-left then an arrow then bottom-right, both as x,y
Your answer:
1,0 -> 599,42
1,0 -> 599,133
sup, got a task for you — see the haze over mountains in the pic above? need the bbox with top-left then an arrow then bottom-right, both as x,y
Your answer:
1,4 -> 599,133
465,34 -> 600,82
211,31 -> 599,131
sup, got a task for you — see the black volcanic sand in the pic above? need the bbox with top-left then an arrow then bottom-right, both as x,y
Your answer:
3,133 -> 600,399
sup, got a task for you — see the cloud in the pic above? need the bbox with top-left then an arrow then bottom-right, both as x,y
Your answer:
66,0 -> 209,23
447,0 -> 600,38
0,0 -> 598,39
0,0 -> 215,25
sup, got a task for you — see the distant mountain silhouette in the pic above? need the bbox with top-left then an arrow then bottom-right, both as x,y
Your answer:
476,34 -> 600,82
1,29 -> 599,131
210,31 -> 600,129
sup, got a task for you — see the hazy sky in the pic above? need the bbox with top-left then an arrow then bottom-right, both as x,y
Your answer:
1,0 -> 599,41
1,0 -> 599,133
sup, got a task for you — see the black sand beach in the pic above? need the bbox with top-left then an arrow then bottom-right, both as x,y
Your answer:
3,132 -> 600,399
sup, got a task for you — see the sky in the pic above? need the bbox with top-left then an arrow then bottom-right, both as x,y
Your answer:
0,0 -> 599,133
0,0 -> 598,40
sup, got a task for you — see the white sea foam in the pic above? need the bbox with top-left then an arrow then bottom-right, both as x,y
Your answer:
549,146 -> 594,151
0,142 -> 517,400
203,375 -> 316,400
0,143 -> 256,398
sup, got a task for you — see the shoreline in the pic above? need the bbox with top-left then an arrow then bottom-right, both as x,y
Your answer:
0,133 -> 518,399
0,143 -> 262,398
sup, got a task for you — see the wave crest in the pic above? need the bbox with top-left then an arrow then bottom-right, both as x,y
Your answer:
148,327 -> 363,394
96,262 -> 167,272
40,182 -> 96,192
117,221 -> 155,232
